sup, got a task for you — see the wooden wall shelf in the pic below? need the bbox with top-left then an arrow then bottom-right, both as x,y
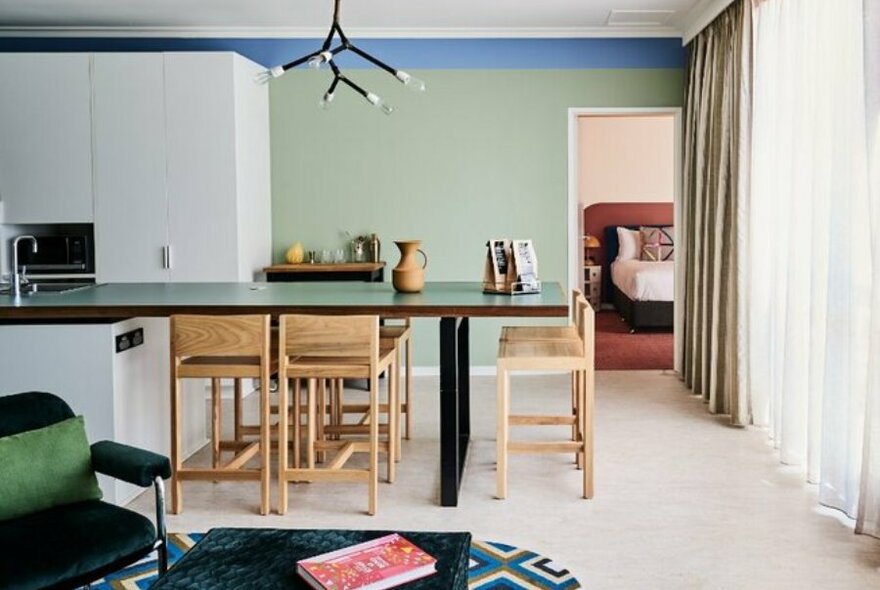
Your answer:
264,262 -> 385,283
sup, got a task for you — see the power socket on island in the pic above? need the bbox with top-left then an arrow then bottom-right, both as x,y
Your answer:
115,327 -> 144,354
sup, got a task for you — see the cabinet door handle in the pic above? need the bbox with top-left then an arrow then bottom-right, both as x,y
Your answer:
162,245 -> 170,269
166,245 -> 173,270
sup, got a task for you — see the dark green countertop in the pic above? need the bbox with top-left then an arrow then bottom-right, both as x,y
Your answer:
0,281 -> 567,321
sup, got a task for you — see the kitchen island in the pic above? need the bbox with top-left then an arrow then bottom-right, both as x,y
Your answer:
0,281 -> 567,506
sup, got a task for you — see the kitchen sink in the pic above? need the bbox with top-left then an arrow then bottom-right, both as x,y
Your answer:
1,282 -> 99,295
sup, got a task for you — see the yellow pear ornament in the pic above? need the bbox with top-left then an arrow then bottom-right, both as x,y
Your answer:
285,242 -> 304,264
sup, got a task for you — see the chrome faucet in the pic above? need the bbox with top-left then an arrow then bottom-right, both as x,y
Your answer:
11,235 -> 37,298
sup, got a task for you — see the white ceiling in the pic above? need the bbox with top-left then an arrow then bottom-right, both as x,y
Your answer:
0,0 -> 733,41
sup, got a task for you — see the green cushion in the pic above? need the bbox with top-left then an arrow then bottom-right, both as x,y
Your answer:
0,415 -> 102,521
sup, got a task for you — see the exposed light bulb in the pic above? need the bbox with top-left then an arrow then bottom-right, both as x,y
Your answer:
319,91 -> 335,110
396,71 -> 426,92
308,51 -> 334,70
254,66 -> 285,85
366,92 -> 394,115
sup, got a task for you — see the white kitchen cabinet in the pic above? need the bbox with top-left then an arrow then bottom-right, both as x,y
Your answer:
93,52 -> 271,283
0,319 -> 205,505
92,54 -> 170,282
0,54 -> 94,223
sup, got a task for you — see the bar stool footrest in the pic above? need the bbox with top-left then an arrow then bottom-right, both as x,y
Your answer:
508,441 -> 583,454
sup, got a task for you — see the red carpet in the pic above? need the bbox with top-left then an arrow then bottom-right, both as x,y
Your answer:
595,311 -> 674,370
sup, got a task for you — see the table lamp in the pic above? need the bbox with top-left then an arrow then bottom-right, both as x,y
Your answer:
583,234 -> 601,265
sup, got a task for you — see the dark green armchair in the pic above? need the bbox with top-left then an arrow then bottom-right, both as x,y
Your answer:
0,391 -> 171,590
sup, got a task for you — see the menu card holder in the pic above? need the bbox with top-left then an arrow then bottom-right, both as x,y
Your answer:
482,239 -> 542,295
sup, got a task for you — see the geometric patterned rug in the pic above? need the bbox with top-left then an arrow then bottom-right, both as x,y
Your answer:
92,534 -> 582,589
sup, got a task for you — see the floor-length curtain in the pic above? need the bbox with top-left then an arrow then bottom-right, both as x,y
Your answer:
681,0 -> 752,424
856,0 -> 880,538
747,0 -> 872,520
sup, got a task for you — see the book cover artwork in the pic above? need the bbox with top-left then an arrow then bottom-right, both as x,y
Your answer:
297,534 -> 437,590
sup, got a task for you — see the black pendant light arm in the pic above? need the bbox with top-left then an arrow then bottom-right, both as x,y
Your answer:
339,75 -> 370,100
326,62 -> 345,96
327,75 -> 341,96
336,24 -> 351,47
276,50 -> 320,72
346,44 -> 398,77
322,22 -> 339,50
329,61 -> 371,101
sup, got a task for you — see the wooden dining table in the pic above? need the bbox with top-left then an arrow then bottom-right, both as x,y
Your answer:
0,280 -> 568,506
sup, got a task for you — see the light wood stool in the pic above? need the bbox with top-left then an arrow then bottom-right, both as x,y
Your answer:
380,318 -> 413,445
277,314 -> 397,516
496,299 -> 595,499
324,318 -> 410,461
501,290 -> 585,460
227,327 -> 280,449
170,314 -> 274,515
500,289 -> 582,343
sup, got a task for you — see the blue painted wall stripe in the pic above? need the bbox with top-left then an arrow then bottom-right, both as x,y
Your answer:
0,37 -> 685,69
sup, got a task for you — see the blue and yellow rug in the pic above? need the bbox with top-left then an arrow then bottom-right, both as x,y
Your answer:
93,534 -> 581,589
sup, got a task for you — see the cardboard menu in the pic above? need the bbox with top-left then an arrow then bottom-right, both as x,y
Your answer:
297,534 -> 437,590
483,238 -> 541,295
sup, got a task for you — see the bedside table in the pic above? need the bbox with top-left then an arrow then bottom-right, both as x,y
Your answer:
583,265 -> 602,309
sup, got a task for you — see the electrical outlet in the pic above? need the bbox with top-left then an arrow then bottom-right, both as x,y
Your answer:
115,327 -> 144,354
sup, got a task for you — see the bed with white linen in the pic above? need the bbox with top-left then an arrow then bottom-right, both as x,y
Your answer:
603,225 -> 674,331
611,259 -> 674,302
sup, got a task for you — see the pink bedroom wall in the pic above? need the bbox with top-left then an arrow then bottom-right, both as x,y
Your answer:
578,115 -> 675,208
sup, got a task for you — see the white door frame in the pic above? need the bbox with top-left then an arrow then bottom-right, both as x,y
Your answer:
566,107 -> 684,373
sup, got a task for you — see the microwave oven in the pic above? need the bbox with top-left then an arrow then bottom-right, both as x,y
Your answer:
15,235 -> 94,274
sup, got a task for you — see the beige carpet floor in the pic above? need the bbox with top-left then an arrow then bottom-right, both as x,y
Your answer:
128,371 -> 880,589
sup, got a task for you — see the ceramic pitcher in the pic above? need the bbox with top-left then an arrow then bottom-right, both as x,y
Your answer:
392,240 -> 428,293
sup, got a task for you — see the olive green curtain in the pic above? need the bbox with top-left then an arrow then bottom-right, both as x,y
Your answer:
681,0 -> 752,425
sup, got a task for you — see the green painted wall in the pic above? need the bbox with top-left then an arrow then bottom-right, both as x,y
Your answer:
270,69 -> 683,366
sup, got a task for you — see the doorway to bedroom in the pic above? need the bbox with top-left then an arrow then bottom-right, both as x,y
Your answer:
567,108 -> 682,371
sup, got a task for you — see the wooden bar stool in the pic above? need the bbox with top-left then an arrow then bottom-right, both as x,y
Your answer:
380,318 -> 413,447
496,298 -> 595,499
227,327 -> 279,450
500,289 -> 582,342
323,319 -> 409,461
170,314 -> 273,515
501,290 -> 584,458
277,314 -> 397,516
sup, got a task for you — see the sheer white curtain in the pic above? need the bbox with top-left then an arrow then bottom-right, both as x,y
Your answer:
856,0 -> 880,537
746,0 -> 873,520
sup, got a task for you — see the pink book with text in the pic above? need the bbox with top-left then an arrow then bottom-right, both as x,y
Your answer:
297,534 -> 437,590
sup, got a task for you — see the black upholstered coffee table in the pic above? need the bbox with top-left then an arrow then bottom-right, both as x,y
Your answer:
148,528 -> 471,589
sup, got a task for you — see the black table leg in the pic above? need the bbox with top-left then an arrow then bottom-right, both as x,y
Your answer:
440,316 -> 470,506
457,317 -> 471,451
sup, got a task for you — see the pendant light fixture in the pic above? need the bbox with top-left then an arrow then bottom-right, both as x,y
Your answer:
256,0 -> 426,115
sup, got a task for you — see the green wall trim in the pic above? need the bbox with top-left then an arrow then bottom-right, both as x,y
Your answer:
270,68 -> 683,365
